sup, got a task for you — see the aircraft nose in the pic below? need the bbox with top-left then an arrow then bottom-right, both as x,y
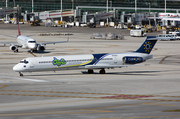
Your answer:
28,43 -> 36,49
13,64 -> 22,72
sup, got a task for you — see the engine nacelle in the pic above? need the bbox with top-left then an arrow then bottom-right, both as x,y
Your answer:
10,45 -> 18,52
38,45 -> 45,51
123,56 -> 144,64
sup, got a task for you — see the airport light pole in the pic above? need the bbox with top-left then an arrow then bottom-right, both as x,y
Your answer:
61,0 -> 62,22
165,0 -> 166,13
32,0 -> 34,13
13,0 -> 15,7
149,3 -> 150,25
6,0 -> 8,21
72,0 -> 74,11
110,1 -> 112,10
107,0 -> 108,25
135,0 -> 137,13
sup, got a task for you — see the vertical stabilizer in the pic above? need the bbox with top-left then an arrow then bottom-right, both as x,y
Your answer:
18,22 -> 21,36
135,36 -> 157,54
17,5 -> 21,36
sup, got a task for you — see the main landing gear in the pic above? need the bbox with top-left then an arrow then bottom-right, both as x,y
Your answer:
88,69 -> 106,74
19,72 -> 23,76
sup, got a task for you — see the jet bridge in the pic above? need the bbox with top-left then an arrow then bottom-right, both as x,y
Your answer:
82,11 -> 116,28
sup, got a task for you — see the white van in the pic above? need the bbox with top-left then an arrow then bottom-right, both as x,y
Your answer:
130,29 -> 146,37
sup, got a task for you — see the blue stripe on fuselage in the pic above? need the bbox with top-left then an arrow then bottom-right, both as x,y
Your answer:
86,53 -> 107,65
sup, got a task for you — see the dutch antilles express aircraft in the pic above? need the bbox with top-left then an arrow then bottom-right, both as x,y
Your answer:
13,36 -> 160,76
0,22 -> 68,53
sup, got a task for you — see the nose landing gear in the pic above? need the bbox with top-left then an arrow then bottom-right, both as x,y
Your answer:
19,72 -> 23,76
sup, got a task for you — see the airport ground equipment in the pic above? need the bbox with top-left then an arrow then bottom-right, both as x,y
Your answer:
90,33 -> 124,40
130,29 -> 146,37
156,34 -> 178,41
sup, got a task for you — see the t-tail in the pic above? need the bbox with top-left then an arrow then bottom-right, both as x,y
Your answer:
135,36 -> 157,54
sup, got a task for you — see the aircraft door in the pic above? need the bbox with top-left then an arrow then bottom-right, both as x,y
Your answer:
29,60 -> 34,68
113,55 -> 118,64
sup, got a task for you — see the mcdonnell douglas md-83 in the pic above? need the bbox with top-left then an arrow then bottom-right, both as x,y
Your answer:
13,36 -> 160,76
0,23 -> 68,53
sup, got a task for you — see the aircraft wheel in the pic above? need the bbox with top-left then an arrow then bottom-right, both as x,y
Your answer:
88,69 -> 94,74
19,72 -> 23,76
14,49 -> 18,52
99,69 -> 105,74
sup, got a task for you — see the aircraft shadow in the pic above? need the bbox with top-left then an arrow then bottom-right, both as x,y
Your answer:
27,50 -> 50,54
25,70 -> 160,77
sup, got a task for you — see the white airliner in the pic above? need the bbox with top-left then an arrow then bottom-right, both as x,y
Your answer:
0,23 -> 68,52
13,36 -> 161,76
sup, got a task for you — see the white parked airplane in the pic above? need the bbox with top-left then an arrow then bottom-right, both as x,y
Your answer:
13,36 -> 160,76
0,23 -> 68,52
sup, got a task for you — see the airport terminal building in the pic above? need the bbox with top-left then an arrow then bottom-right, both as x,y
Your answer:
0,0 -> 180,13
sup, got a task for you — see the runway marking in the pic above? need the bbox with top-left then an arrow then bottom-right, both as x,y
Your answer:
0,99 -> 102,108
97,115 -> 180,119
0,76 -> 48,82
0,102 -> 151,117
0,89 -> 180,102
28,52 -> 37,57
0,101 -> 178,117
0,109 -> 112,117
142,102 -> 176,106
0,90 -> 180,101
0,84 -> 8,89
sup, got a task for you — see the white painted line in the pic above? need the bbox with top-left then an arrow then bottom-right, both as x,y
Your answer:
0,75 -> 48,82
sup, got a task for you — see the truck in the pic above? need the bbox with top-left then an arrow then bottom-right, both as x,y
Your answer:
156,34 -> 178,40
130,29 -> 146,37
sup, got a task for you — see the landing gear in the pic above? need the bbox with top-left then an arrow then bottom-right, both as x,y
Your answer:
19,72 -> 23,76
99,69 -> 105,74
14,49 -> 18,52
88,69 -> 94,74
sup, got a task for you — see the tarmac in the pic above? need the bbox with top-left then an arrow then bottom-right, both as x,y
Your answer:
0,22 -> 180,119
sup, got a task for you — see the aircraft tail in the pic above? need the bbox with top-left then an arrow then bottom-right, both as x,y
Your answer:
17,19 -> 21,36
17,5 -> 21,36
135,36 -> 157,54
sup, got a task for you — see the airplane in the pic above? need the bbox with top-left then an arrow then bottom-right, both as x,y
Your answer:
0,22 -> 68,53
13,36 -> 162,76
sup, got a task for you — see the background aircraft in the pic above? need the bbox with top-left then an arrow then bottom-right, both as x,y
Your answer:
0,23 -> 68,53
13,36 -> 160,76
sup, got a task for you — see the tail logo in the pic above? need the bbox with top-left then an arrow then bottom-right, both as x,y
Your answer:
144,41 -> 152,53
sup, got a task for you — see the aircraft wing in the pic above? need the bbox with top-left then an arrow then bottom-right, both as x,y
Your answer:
0,42 -> 22,47
37,39 -> 68,46
1,35 -> 16,38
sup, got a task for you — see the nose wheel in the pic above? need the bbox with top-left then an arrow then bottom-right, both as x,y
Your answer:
19,72 -> 23,76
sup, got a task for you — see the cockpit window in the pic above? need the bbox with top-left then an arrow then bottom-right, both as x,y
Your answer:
20,60 -> 29,64
28,41 -> 36,43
